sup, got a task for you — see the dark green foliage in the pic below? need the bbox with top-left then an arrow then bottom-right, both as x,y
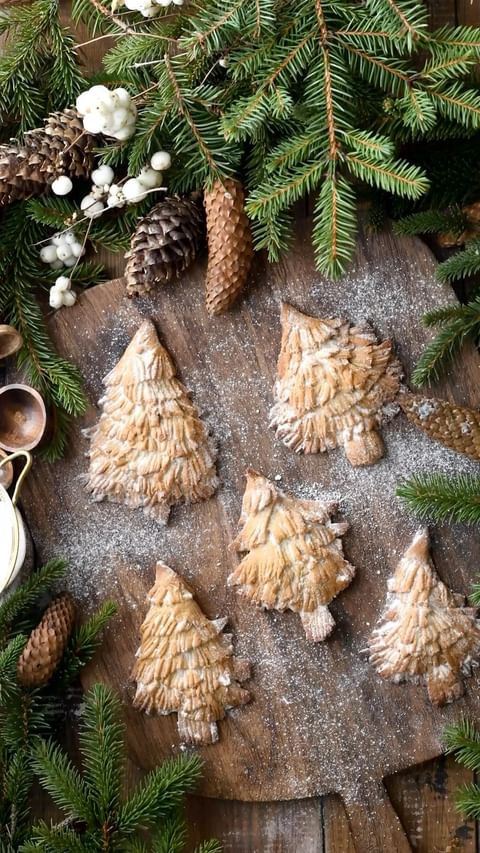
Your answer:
0,0 -> 84,137
0,564 -> 115,849
0,204 -> 105,459
410,292 -> 480,386
397,473 -> 480,525
23,684 -> 218,853
69,0 -> 480,278
445,719 -> 480,820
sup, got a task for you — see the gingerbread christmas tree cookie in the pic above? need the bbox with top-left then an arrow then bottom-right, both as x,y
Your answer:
270,303 -> 402,466
86,319 -> 218,523
132,562 -> 251,745
368,529 -> 480,705
228,470 -> 355,641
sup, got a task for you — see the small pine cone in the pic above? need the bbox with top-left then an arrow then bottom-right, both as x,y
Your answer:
0,109 -> 96,205
400,392 -> 480,461
124,196 -> 205,298
204,178 -> 253,316
17,593 -> 76,687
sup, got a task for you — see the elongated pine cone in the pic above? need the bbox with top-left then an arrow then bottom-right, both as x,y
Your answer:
0,110 -> 96,205
124,196 -> 205,297
228,470 -> 355,641
368,529 -> 480,705
132,562 -> 251,745
400,392 -> 480,461
17,593 -> 76,687
204,178 -> 253,316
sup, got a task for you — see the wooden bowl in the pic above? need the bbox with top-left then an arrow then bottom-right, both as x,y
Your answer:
0,385 -> 47,452
0,325 -> 23,360
0,450 -> 13,489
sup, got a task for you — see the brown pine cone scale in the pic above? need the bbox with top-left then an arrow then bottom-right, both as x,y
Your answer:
400,392 -> 480,461
17,593 -> 76,687
0,110 -> 96,206
124,195 -> 205,298
204,178 -> 253,316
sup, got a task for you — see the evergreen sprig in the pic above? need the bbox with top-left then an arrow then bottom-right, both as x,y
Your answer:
0,204 -> 102,459
0,0 -> 84,137
397,473 -> 480,525
23,684 -> 217,852
65,0 -> 480,279
411,292 -> 480,386
445,719 -> 480,820
0,564 -> 116,849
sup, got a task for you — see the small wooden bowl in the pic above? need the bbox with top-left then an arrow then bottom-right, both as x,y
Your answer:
0,385 -> 47,452
0,325 -> 23,361
0,449 -> 14,489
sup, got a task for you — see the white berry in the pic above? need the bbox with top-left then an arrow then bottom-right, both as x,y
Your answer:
63,257 -> 77,267
56,244 -> 73,261
40,244 -> 58,264
62,290 -> 77,307
123,178 -> 147,202
71,242 -> 85,258
76,90 -> 93,115
137,167 -> 161,189
150,151 -> 171,171
91,165 -> 114,187
55,276 -> 71,292
51,233 -> 64,246
49,288 -> 64,310
81,195 -> 105,219
52,175 -> 73,196
112,88 -> 131,106
83,112 -> 109,135
50,259 -> 64,270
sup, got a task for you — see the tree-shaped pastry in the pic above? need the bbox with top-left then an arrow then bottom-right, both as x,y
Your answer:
228,470 -> 355,641
368,529 -> 480,705
86,319 -> 218,523
269,303 -> 402,466
131,562 -> 251,745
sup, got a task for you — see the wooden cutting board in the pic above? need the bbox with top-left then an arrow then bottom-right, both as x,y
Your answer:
20,219 -> 480,852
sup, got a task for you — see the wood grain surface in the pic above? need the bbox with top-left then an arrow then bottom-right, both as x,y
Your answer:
19,218 -> 480,851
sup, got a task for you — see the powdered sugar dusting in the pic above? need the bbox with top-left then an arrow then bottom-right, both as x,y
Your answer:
21,232 -> 480,802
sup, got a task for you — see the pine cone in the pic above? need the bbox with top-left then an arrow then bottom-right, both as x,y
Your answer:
204,178 -> 253,316
0,109 -> 96,205
17,593 -> 76,687
400,392 -> 480,461
124,196 -> 205,298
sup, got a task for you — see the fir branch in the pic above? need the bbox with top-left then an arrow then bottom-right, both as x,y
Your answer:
0,560 -> 67,646
395,206 -> 468,237
445,719 -> 480,773
437,239 -> 480,283
57,602 -> 117,685
30,739 -> 95,825
0,204 -> 87,458
411,294 -> 480,387
79,684 -> 124,822
118,754 -> 202,836
396,474 -> 480,525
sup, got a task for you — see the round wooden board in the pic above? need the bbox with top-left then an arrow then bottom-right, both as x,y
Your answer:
20,219 -> 480,851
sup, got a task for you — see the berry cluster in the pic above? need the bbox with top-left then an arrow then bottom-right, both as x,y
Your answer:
80,152 -> 171,218
40,230 -> 85,270
76,85 -> 137,141
49,276 -> 77,310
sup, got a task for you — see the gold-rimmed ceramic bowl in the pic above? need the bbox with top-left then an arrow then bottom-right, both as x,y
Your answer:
0,451 -> 32,594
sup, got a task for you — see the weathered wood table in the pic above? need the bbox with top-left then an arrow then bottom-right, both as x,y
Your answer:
21,218 -> 480,852
10,0 -> 480,849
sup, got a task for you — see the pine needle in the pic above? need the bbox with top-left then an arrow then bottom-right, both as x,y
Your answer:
397,473 -> 480,525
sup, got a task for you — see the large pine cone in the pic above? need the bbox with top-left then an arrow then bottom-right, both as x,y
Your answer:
17,593 -> 76,687
204,178 -> 253,316
0,109 -> 96,205
124,195 -> 205,297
